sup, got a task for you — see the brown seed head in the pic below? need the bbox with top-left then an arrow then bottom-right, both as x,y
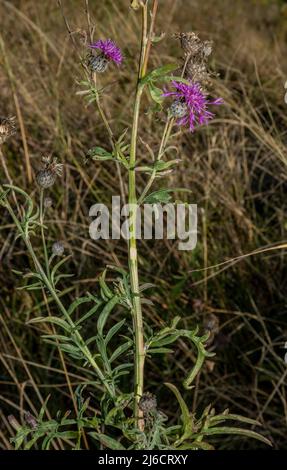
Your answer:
139,392 -> 157,414
174,33 -> 214,86
0,116 -> 16,145
36,156 -> 63,188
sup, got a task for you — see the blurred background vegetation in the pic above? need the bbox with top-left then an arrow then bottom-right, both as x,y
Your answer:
0,0 -> 287,449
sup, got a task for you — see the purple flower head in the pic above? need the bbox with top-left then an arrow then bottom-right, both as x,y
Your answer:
88,39 -> 122,65
163,81 -> 223,132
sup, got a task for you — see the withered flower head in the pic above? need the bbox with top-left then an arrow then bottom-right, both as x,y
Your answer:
139,392 -> 157,414
0,116 -> 16,145
52,241 -> 64,256
174,32 -> 214,86
175,32 -> 213,59
36,156 -> 63,189
44,196 -> 53,208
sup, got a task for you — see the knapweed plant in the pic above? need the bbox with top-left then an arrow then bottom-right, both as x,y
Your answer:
0,0 -> 271,450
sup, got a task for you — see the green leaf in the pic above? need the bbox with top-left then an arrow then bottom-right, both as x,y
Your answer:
195,427 -> 271,446
75,300 -> 102,326
148,83 -> 164,104
97,295 -> 119,336
87,146 -> 114,161
109,339 -> 133,363
68,295 -> 96,316
0,187 -> 11,204
209,413 -> 263,428
161,75 -> 191,86
42,334 -> 70,342
148,347 -> 174,354
89,433 -> 126,450
27,316 -> 72,333
141,63 -> 179,85
144,189 -> 173,204
179,329 -> 213,388
165,383 -> 192,437
51,255 -> 72,286
150,333 -> 180,348
176,441 -> 214,450
57,343 -> 83,359
99,269 -> 114,300
144,188 -> 192,204
112,363 -> 133,375
105,319 -> 126,346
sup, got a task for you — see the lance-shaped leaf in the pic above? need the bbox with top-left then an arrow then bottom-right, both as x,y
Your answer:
89,433 -> 126,450
97,295 -> 119,336
165,383 -> 193,445
28,316 -> 72,333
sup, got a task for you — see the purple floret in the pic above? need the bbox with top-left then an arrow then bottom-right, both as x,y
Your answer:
163,81 -> 223,131
88,39 -> 123,65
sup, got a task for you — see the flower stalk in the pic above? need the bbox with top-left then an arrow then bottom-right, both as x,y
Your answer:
128,0 -> 150,428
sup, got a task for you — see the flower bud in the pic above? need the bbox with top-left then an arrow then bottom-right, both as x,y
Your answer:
139,392 -> 157,414
44,197 -> 53,208
0,116 -> 16,145
52,241 -> 64,256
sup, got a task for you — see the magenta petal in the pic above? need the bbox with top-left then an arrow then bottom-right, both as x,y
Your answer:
164,79 -> 223,132
88,39 -> 123,65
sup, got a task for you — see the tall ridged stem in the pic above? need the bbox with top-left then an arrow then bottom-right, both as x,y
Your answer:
39,188 -> 50,278
129,2 -> 148,428
129,85 -> 145,427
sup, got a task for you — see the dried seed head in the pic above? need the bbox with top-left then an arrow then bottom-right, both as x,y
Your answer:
36,156 -> 63,188
87,53 -> 109,73
203,313 -> 219,335
185,62 -> 210,86
52,241 -> 64,256
192,298 -> 205,313
44,197 -> 53,208
0,116 -> 16,145
174,33 -> 214,86
203,41 -> 213,57
203,313 -> 220,348
175,33 -> 213,59
24,411 -> 37,430
139,392 -> 157,414
169,100 -> 188,118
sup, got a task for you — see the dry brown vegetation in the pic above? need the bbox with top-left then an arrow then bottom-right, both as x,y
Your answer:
0,0 -> 287,449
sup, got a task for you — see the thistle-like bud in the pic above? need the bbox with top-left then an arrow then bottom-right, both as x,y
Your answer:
87,53 -> 109,73
0,116 -> 16,145
36,156 -> 63,189
52,241 -> 64,256
44,197 -> 53,208
169,100 -> 188,118
24,411 -> 37,430
139,392 -> 157,414
87,39 -> 122,73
